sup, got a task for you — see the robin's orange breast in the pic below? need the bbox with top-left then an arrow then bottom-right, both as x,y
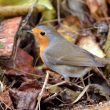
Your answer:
39,38 -> 49,62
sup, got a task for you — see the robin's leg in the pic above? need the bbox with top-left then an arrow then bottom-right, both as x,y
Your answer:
80,77 -> 93,103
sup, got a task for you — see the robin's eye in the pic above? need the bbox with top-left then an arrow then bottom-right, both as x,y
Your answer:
40,31 -> 46,36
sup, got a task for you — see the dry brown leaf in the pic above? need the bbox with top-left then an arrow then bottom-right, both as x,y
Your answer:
0,17 -> 22,57
9,89 -> 39,110
4,48 -> 36,76
77,36 -> 105,58
18,80 -> 41,91
9,78 -> 50,110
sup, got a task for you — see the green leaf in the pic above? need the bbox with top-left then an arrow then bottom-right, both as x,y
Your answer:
0,0 -> 56,20
0,42 -> 4,48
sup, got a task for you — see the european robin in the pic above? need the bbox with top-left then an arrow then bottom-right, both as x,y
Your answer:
32,25 -> 110,80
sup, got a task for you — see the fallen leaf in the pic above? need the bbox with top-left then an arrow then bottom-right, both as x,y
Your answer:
77,36 -> 105,58
9,89 -> 39,110
0,17 -> 22,57
4,48 -> 37,76
0,0 -> 56,20
9,79 -> 49,110
18,79 -> 41,91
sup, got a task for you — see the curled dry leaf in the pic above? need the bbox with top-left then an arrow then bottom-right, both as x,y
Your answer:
77,36 -> 105,58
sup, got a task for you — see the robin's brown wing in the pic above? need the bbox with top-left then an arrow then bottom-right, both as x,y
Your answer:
44,40 -> 104,67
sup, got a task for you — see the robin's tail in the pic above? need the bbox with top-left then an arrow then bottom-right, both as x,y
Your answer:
95,57 -> 110,64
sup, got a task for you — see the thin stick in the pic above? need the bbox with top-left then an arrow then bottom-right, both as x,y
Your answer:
12,38 -> 20,68
11,67 -> 44,79
35,71 -> 49,110
71,83 -> 83,89
77,74 -> 93,84
20,0 -> 38,29
46,80 -> 83,90
43,93 -> 58,103
80,77 -> 90,102
46,80 -> 67,89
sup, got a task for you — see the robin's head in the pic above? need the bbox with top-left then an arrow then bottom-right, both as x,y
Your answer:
32,25 -> 50,45
32,25 -> 60,43
32,25 -> 62,48
32,25 -> 55,56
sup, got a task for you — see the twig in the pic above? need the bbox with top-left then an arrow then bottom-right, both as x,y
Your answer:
43,93 -> 58,103
56,97 -> 66,103
11,67 -> 44,79
46,80 -> 67,89
20,0 -> 38,30
80,77 -> 90,101
60,84 -> 90,107
71,83 -> 83,89
35,70 -> 49,110
34,55 -> 40,66
76,73 -> 93,84
46,80 -> 83,90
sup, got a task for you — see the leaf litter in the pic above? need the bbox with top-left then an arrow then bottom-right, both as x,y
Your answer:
0,0 -> 110,110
